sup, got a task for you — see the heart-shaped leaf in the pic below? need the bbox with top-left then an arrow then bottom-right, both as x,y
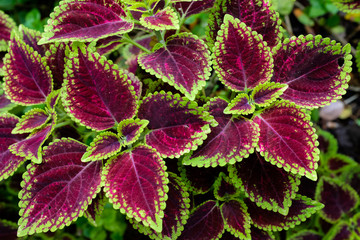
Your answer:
4,30 -> 53,105
102,145 -> 168,232
224,93 -> 255,115
315,176 -> 359,223
63,43 -> 138,131
247,195 -> 324,231
117,118 -> 149,146
213,14 -> 273,92
228,152 -> 301,215
179,200 -> 224,240
221,199 -> 251,239
213,173 -> 239,201
81,132 -> 121,162
17,138 -> 103,237
325,153 -> 357,174
140,7 -> 179,30
251,82 -> 288,107
138,33 -> 211,100
12,108 -> 50,134
0,10 -> 16,50
272,35 -> 352,108
255,101 -> 319,180
39,0 -> 134,44
138,91 -> 215,158
183,97 -> 259,167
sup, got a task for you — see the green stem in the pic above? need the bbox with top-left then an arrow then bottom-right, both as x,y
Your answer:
123,34 -> 152,54
155,31 -> 165,45
54,120 -> 72,129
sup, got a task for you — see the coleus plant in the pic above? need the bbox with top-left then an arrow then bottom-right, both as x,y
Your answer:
0,0 -> 353,239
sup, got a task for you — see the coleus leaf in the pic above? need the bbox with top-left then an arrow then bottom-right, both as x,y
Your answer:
223,93 -> 254,115
183,97 -> 259,167
138,33 -> 211,100
96,35 -> 123,56
140,7 -> 179,31
126,70 -> 142,99
3,30 -> 53,105
316,128 -> 338,160
288,230 -> 322,240
0,114 -> 27,182
117,118 -> 149,146
213,173 -> 239,201
131,172 -> 190,240
39,0 -> 134,44
18,25 -> 48,56
250,226 -> 275,240
271,35 -> 352,108
254,100 -> 319,180
351,212 -> 360,237
325,153 -> 357,174
12,108 -> 50,134
315,176 -> 359,223
84,191 -> 106,226
63,43 -> 138,131
0,219 -> 18,240
102,145 -> 168,232
228,152 -> 301,215
9,123 -> 54,164
247,194 -> 324,231
251,82 -> 288,107
45,42 -> 66,89
220,199 -> 251,239
332,0 -> 360,13
45,89 -> 61,110
0,10 -> 16,50
324,221 -> 352,240
0,88 -> 15,113
207,0 -> 282,50
213,14 -> 273,92
138,91 -> 215,158
178,200 -> 224,240
174,0 -> 215,18
17,138 -> 102,237
81,132 -> 121,162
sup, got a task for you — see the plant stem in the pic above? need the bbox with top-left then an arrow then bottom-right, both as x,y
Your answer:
122,34 -> 152,54
54,120 -> 72,129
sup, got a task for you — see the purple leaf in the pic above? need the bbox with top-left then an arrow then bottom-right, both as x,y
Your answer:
255,101 -> 319,181
12,108 -> 50,134
84,191 -> 106,226
174,0 -> 215,18
18,25 -> 48,56
228,152 -> 301,215
140,7 -> 179,30
0,90 -> 14,112
17,138 -> 102,237
272,35 -> 352,108
81,132 -> 121,162
288,230 -> 323,240
0,114 -> 27,181
131,172 -> 190,239
9,124 -> 54,164
247,195 -> 324,231
117,119 -> 149,146
251,82 -> 288,107
138,91 -> 215,158
0,219 -> 17,240
250,226 -> 275,240
138,33 -> 211,100
102,145 -> 168,232
96,35 -> 123,56
213,14 -> 273,92
315,176 -> 359,223
45,89 -> 61,110
45,42 -> 66,89
39,0 -> 134,44
125,70 -> 143,100
207,0 -> 282,50
178,200 -> 224,240
63,43 -> 138,131
4,31 -> 53,105
224,93 -> 255,115
324,221 -> 352,240
316,128 -> 338,159
0,10 -> 16,47
220,199 -> 251,239
183,97 -> 259,167
326,153 -> 357,173
333,0 -> 360,13
351,212 -> 360,237
213,173 -> 239,201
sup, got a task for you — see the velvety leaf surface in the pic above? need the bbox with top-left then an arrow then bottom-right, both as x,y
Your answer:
174,0 -> 215,18
228,152 -> 301,215
12,108 -> 49,134
131,172 -> 190,240
63,43 -> 138,131
272,35 -> 352,108
0,10 -> 16,46
213,173 -> 238,201
9,124 -> 53,164
4,32 -> 53,105
138,91 -> 215,158
247,195 -> 324,231
140,7 -> 179,30
102,145 -> 168,232
255,101 -> 319,180
213,14 -> 273,92
81,132 -> 121,162
251,82 -> 288,107
288,230 -> 323,240
17,138 -> 103,237
178,200 -> 224,240
84,191 -> 106,226
207,0 -> 282,50
324,221 -> 352,240
0,114 -> 26,181
183,97 -> 259,167
138,33 -> 211,100
46,42 -> 66,89
224,93 -> 254,115
315,176 -> 359,223
221,199 -> 250,239
118,119 -> 149,146
250,226 -> 275,240
39,0 -> 133,44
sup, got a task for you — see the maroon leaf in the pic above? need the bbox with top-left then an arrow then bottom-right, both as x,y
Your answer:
45,42 -> 66,89
224,93 -> 255,115
324,221 -> 352,240
0,219 -> 17,240
12,108 -> 50,134
140,7 -> 179,30
117,119 -> 149,146
18,25 -> 48,56
0,10 -> 16,46
17,138 -> 103,236
213,173 -> 238,201
174,0 -> 215,18
84,191 -> 106,226
250,226 -> 275,240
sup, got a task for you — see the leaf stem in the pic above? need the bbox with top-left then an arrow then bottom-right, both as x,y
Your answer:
54,120 -> 72,129
122,34 -> 152,54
